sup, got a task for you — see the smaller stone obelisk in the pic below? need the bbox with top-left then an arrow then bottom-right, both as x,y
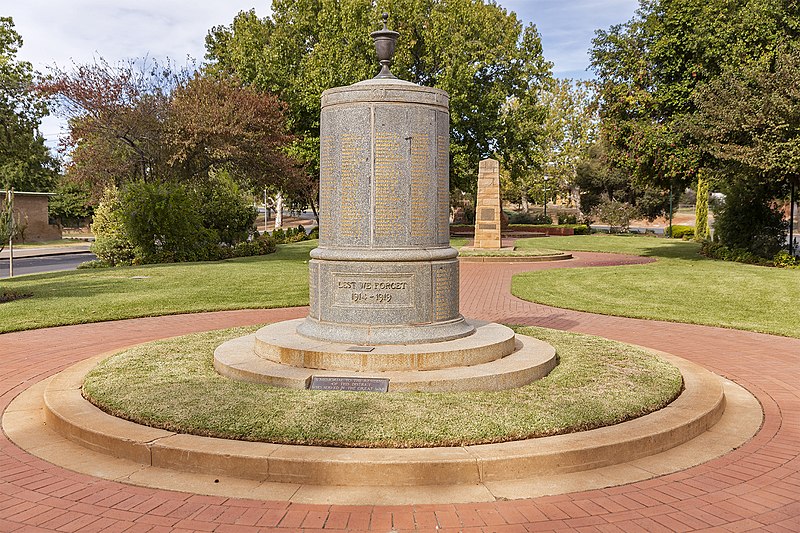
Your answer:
473,158 -> 502,249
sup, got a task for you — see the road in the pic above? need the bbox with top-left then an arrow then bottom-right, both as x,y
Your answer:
0,251 -> 96,278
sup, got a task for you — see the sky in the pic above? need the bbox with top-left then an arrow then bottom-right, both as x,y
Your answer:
4,0 -> 639,147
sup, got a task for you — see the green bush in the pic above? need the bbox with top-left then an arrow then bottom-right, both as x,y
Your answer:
270,225 -> 312,244
90,187 -> 136,266
557,213 -> 579,225
120,181 -> 215,263
700,241 -> 771,266
77,259 -> 111,269
773,250 -> 800,268
531,213 -> 554,224
665,225 -> 695,239
590,197 -> 639,232
271,227 -> 286,243
196,171 -> 257,246
713,178 -> 786,258
572,224 -> 591,235
507,211 -> 535,224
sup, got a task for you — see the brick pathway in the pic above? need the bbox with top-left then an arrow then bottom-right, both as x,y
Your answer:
1,252 -> 798,532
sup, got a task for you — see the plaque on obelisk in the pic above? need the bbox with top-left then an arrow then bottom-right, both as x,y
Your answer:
296,14 -> 474,345
473,159 -> 502,249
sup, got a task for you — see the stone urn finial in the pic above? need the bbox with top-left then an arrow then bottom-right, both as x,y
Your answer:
370,12 -> 399,79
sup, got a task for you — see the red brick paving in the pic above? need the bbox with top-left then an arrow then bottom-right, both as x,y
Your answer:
1,251 -> 799,531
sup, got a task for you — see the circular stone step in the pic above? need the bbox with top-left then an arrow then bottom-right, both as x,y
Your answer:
214,329 -> 556,392
252,319 -> 516,371
18,350 -> 743,499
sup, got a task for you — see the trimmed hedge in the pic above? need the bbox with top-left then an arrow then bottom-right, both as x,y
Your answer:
701,241 -> 800,268
665,225 -> 695,239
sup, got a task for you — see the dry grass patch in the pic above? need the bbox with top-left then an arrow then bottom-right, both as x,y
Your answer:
82,326 -> 683,448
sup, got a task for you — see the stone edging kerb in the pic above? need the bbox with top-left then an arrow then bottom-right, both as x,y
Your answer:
40,350 -> 725,487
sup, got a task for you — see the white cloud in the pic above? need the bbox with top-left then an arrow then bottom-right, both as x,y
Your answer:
6,1 -> 267,70
500,0 -> 639,77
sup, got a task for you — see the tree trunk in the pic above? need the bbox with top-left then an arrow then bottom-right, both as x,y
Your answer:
695,171 -> 710,241
274,192 -> 284,229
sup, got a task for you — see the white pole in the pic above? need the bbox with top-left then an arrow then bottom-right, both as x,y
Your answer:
7,190 -> 13,278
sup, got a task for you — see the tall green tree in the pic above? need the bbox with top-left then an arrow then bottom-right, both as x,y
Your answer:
0,17 -> 58,191
205,0 -> 552,193
591,0 -> 799,253
591,0 -> 799,189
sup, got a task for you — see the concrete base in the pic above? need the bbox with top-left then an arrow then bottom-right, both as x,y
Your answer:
1,350 -> 763,505
215,320 -> 557,392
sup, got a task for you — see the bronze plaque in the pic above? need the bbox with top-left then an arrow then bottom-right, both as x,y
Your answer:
309,376 -> 390,392
480,207 -> 495,221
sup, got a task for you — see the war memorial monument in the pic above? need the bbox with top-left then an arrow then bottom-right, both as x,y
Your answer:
214,14 -> 557,391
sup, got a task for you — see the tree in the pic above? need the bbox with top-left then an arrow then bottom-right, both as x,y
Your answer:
49,180 -> 93,227
591,0 -> 799,253
205,0 -> 553,194
38,60 -> 298,197
536,79 -> 597,210
694,170 -> 710,241
691,47 -> 799,252
0,17 -> 59,191
574,139 -> 674,221
692,48 -> 800,187
591,0 -> 799,190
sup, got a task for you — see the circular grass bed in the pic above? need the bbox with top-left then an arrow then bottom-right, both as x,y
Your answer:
82,326 -> 683,448
457,248 -> 564,257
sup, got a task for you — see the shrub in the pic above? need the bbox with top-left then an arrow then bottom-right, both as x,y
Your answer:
90,187 -> 136,266
713,178 -> 786,258
572,224 -> 591,235
271,227 -> 286,243
77,259 -> 111,269
270,225 -> 312,244
590,196 -> 639,232
196,171 -> 257,246
120,181 -> 213,263
557,213 -> 578,225
773,250 -> 800,268
507,211 -> 535,224
665,225 -> 695,239
700,241 -> 771,266
531,213 -> 553,224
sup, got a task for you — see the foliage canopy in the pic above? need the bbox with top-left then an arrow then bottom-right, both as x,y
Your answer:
0,17 -> 59,192
204,0 -> 553,193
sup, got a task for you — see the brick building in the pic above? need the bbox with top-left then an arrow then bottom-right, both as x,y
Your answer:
1,190 -> 62,242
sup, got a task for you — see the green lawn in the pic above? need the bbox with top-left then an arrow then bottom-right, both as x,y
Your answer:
83,325 -> 682,448
0,241 -> 314,333
3,235 -> 798,339
513,235 -> 800,338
